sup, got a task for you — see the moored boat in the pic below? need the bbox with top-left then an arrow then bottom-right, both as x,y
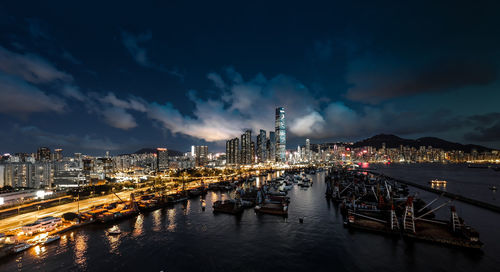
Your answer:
254,203 -> 288,216
213,200 -> 244,215
42,235 -> 60,245
12,243 -> 32,253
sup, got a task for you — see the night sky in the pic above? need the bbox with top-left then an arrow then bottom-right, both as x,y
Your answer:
1,1 -> 499,155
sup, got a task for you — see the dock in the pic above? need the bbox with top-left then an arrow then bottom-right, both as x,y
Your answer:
367,170 -> 500,213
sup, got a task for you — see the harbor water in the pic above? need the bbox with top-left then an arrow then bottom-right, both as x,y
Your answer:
1,171 -> 499,271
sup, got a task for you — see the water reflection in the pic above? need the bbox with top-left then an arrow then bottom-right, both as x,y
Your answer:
133,214 -> 144,237
152,209 -> 162,231
74,233 -> 88,269
167,208 -> 176,232
105,230 -> 121,254
183,199 -> 191,215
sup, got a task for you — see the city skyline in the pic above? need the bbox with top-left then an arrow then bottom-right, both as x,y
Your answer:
1,2 -> 500,155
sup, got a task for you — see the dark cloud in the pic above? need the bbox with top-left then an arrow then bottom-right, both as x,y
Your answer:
121,30 -> 152,67
18,126 -> 121,151
346,57 -> 498,103
0,45 -> 72,84
465,121 -> 500,142
120,30 -> 184,80
312,40 -> 332,61
62,50 -> 82,65
464,112 -> 500,142
467,112 -> 500,126
101,107 -> 137,130
26,18 -> 50,40
0,72 -> 66,114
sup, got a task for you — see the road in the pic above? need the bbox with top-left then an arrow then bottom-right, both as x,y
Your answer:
0,189 -> 140,233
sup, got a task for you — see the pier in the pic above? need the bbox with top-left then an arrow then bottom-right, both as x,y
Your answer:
367,170 -> 500,213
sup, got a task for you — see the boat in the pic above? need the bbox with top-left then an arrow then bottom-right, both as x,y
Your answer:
107,226 -> 121,235
213,200 -> 244,215
188,188 -> 202,197
12,243 -> 32,253
254,203 -> 288,216
42,235 -> 60,245
298,182 -> 310,188
429,180 -> 447,186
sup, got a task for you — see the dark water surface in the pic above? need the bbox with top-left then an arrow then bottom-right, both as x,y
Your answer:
1,171 -> 499,271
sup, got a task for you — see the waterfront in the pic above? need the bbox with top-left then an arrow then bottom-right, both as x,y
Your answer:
0,171 -> 499,271
373,163 -> 500,206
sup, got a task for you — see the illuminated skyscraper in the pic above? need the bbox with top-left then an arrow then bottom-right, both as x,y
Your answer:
54,148 -> 63,161
156,148 -> 168,172
194,145 -> 208,166
268,131 -> 276,162
226,137 -> 240,165
306,138 -> 311,161
275,107 -> 286,162
36,147 -> 51,162
241,130 -> 252,164
257,129 -> 267,163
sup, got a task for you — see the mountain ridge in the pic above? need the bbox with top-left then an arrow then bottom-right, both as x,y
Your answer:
352,134 -> 493,153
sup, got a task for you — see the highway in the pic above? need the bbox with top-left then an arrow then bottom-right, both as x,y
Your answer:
0,190 -> 139,233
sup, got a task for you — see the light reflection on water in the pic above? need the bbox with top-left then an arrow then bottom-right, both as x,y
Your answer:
105,230 -> 121,254
133,214 -> 144,237
2,170 -> 499,272
167,208 -> 176,232
152,209 -> 162,231
73,233 -> 88,270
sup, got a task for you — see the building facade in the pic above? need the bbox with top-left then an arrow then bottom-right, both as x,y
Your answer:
194,145 -> 208,166
241,130 -> 252,164
275,107 -> 286,162
156,148 -> 168,172
257,129 -> 267,163
226,137 -> 240,165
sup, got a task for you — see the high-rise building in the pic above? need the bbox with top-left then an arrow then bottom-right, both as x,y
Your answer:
268,131 -> 276,162
241,130 -> 252,164
54,149 -> 63,161
251,141 -> 255,164
36,147 -> 51,162
306,138 -> 311,161
156,148 -> 168,172
275,107 -> 286,162
257,129 -> 267,163
194,145 -> 208,166
226,137 -> 240,165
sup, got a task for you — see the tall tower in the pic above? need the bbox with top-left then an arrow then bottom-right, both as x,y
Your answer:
306,139 -> 311,161
241,130 -> 252,164
257,129 -> 267,163
156,148 -> 168,172
268,131 -> 276,162
275,107 -> 286,162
